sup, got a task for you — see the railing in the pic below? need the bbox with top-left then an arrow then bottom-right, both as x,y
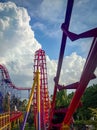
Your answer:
0,112 -> 11,130
10,111 -> 23,122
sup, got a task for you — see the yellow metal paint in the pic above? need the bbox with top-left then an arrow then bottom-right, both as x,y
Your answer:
61,123 -> 70,130
0,112 -> 11,130
26,71 -> 38,112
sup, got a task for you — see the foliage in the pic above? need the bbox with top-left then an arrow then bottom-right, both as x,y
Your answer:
27,113 -> 34,127
20,99 -> 27,111
27,105 -> 34,126
76,84 -> 97,120
55,90 -> 69,108
73,84 -> 97,129
89,108 -> 97,120
83,84 -> 97,108
74,120 -> 97,129
3,93 -> 28,112
55,84 -> 97,123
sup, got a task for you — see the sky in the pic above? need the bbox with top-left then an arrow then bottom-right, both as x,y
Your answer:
0,0 -> 97,98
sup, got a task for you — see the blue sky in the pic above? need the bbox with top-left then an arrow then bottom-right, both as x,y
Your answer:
0,0 -> 97,96
1,0 -> 97,59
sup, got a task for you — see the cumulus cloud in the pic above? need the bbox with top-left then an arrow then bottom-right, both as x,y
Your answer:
0,2 -> 41,53
60,53 -> 86,84
46,52 -> 86,94
0,1 -> 41,87
47,52 -> 97,94
0,2 -> 41,58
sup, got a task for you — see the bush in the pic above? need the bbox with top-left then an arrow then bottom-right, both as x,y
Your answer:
74,120 -> 97,130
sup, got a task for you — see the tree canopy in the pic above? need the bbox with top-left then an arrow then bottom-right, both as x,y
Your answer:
55,84 -> 97,121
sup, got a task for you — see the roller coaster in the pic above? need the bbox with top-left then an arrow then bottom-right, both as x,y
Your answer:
0,64 -> 31,129
0,0 -> 97,129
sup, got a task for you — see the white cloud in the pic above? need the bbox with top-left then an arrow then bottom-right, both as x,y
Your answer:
60,52 -> 86,84
0,1 -> 41,58
46,52 -> 86,94
0,2 -> 41,53
47,52 -> 97,94
37,0 -> 65,22
0,2 -> 41,88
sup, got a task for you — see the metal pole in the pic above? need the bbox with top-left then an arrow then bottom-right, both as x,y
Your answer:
63,38 -> 97,125
21,72 -> 38,130
37,70 -> 41,130
49,0 -> 74,129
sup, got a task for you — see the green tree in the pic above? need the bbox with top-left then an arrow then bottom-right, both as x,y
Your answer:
89,108 -> 97,120
75,84 -> 97,120
67,92 -> 74,103
83,84 -> 97,108
56,90 -> 69,108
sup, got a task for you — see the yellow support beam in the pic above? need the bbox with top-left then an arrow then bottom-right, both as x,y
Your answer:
0,112 -> 11,130
21,70 -> 39,130
61,123 -> 70,130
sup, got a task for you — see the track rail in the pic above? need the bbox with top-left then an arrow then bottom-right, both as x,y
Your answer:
0,64 -> 31,91
33,49 -> 50,129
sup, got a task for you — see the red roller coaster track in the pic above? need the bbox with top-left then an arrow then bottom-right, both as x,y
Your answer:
33,49 -> 50,129
0,64 -> 30,124
0,64 -> 31,91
